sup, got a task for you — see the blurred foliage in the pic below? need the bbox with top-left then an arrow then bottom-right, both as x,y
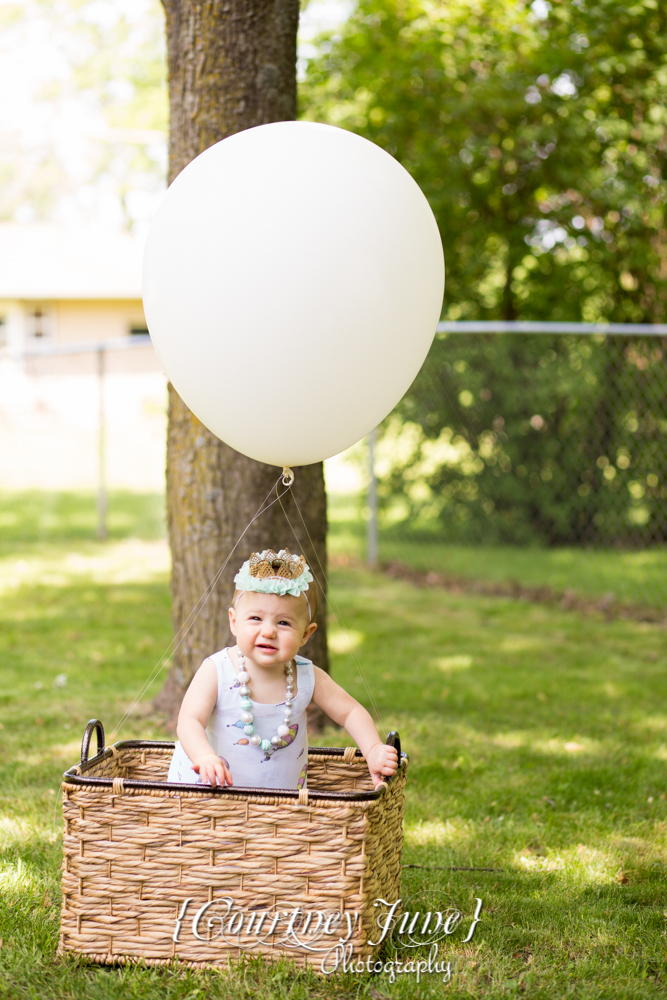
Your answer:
301,0 -> 667,546
302,0 -> 667,323
0,0 -> 166,229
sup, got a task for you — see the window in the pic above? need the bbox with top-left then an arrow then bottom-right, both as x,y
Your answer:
129,324 -> 150,337
26,304 -> 54,341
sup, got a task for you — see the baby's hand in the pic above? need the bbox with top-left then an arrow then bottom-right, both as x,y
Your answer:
365,743 -> 398,788
192,754 -> 233,787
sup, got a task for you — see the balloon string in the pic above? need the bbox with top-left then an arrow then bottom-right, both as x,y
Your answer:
277,488 -> 384,731
110,471 -> 292,741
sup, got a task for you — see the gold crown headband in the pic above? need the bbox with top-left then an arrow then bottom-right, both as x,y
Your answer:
234,549 -> 313,621
249,550 -> 306,580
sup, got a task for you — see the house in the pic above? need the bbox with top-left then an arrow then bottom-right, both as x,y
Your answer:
0,222 -> 161,374
0,223 -> 166,491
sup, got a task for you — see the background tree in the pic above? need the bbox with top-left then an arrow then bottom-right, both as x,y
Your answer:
302,0 -> 667,548
156,0 -> 329,725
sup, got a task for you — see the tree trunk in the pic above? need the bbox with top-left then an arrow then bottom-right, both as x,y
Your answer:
155,0 -> 329,728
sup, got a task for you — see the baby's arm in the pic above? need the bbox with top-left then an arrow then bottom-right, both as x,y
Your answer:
176,658 -> 233,786
312,666 -> 398,786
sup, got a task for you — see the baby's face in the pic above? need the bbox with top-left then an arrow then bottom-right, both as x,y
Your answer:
229,591 -> 316,668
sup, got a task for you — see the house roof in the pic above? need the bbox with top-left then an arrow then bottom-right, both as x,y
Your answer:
0,223 -> 143,300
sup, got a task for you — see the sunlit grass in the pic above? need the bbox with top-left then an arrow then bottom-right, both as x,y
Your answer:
0,491 -> 666,997
328,491 -> 667,609
0,490 -> 165,551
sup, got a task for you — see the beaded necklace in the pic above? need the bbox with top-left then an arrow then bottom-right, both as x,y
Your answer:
236,649 -> 294,753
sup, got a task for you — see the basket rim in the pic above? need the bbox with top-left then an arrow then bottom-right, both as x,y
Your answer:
62,738 -> 408,803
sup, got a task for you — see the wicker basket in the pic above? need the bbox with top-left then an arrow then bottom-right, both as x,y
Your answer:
59,720 -> 407,971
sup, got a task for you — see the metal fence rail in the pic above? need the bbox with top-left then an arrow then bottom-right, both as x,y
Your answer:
437,321 -> 667,336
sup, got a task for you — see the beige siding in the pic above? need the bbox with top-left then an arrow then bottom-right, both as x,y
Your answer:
0,297 -> 163,375
55,299 -> 147,343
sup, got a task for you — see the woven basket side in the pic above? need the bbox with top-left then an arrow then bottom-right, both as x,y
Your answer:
77,750 -> 129,781
354,765 -> 407,957
117,747 -> 172,782
306,757 -> 374,795
60,784 -> 377,969
80,746 -> 377,796
55,949 -> 324,972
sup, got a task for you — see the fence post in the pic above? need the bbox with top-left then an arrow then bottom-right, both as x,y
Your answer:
97,347 -> 107,541
6,302 -> 25,374
367,427 -> 379,569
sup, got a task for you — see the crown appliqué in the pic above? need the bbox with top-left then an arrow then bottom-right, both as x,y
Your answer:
249,548 -> 306,581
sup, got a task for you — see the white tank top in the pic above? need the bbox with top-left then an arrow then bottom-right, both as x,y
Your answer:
167,648 -> 315,790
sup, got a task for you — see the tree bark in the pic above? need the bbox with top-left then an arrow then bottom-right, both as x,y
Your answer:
155,0 -> 329,728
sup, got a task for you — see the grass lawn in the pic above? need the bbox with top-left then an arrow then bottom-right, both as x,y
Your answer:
1,492 -> 667,998
329,493 -> 667,610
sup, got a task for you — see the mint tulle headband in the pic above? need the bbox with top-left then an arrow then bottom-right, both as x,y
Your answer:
234,549 -> 313,621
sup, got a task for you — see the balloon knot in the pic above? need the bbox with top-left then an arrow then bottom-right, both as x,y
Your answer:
281,467 -> 295,487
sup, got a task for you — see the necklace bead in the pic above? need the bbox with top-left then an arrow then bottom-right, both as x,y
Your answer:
237,650 -> 295,751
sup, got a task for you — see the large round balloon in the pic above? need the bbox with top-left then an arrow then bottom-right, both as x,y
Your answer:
143,121 -> 444,468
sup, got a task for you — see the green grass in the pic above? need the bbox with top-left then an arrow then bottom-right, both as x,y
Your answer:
2,491 -> 667,997
329,492 -> 667,610
0,491 -> 165,552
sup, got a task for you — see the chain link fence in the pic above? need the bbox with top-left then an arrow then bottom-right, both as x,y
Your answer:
358,324 -> 667,613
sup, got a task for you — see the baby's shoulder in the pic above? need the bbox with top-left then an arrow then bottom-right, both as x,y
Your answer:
208,646 -> 231,663
200,647 -> 234,676
295,654 -> 317,678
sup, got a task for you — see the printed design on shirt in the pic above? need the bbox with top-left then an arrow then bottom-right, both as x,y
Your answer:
230,721 -> 299,761
297,762 -> 307,790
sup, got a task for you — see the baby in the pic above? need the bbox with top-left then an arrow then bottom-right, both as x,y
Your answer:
167,548 -> 398,790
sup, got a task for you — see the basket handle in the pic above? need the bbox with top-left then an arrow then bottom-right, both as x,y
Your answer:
372,732 -> 403,793
81,719 -> 105,766
386,730 -> 401,760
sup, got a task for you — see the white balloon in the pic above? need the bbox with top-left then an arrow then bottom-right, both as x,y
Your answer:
143,121 -> 444,468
